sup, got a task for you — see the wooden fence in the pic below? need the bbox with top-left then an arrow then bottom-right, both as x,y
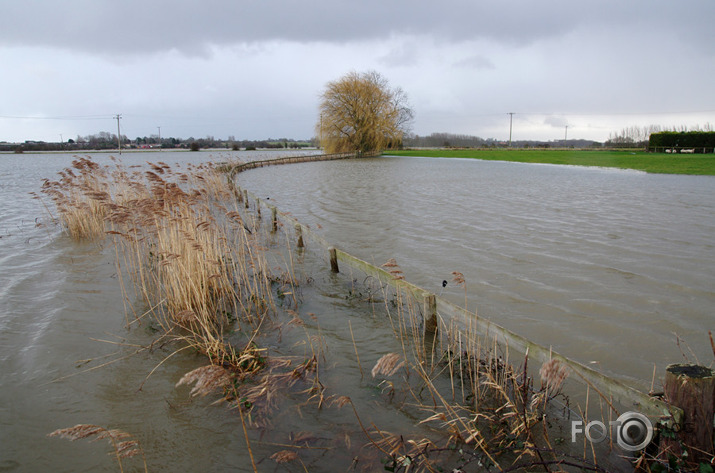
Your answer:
221,150 -> 381,175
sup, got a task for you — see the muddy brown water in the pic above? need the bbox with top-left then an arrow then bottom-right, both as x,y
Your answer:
237,155 -> 715,387
1,151 -> 714,471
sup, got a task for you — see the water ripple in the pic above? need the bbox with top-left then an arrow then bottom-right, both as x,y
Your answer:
239,156 -> 715,387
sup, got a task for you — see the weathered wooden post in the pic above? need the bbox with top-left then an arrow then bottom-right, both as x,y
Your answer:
243,189 -> 249,209
660,364 -> 714,465
236,185 -> 243,203
271,206 -> 278,233
256,198 -> 261,219
295,224 -> 304,248
423,293 -> 438,353
328,247 -> 339,273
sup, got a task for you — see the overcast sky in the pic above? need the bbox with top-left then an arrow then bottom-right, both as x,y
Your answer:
1,0 -> 714,143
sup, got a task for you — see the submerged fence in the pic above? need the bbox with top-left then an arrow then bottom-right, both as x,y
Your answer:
221,150 -> 381,175
226,151 -> 682,427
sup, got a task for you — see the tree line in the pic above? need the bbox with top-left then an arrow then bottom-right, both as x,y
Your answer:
605,123 -> 713,148
403,133 -> 603,149
1,133 -> 315,153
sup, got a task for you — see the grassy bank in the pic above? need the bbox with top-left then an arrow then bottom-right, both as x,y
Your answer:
386,148 -> 715,175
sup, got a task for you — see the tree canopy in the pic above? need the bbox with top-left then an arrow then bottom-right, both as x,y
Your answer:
317,71 -> 414,154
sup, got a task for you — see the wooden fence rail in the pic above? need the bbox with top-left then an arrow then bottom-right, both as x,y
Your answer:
221,150 -> 381,175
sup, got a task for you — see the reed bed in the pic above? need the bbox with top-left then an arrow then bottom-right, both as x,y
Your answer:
43,156 -> 344,470
40,156 -> 111,239
42,157 -> 274,369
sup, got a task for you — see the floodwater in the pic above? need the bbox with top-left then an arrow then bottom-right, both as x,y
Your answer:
237,156 -> 715,388
1,150 -> 390,472
2,150 -> 714,471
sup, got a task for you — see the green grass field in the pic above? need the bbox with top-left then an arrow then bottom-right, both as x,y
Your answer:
385,149 -> 715,175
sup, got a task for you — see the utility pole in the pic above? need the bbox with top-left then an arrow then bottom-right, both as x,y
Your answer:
157,126 -> 161,151
508,112 -> 515,147
565,125 -> 569,142
59,134 -> 63,150
114,114 -> 122,155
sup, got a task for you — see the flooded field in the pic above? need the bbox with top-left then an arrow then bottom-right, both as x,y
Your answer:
238,155 -> 715,389
2,151 -> 713,471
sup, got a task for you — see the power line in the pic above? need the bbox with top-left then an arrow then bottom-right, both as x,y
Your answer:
506,109 -> 715,118
0,114 -> 113,120
2,109 -> 712,122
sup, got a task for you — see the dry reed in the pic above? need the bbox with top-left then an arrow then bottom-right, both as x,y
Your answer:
42,157 -> 280,369
48,424 -> 147,473
40,156 -> 111,239
42,157 -> 288,467
335,257 -> 609,473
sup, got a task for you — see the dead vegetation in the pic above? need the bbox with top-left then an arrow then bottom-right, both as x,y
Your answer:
49,424 -> 147,473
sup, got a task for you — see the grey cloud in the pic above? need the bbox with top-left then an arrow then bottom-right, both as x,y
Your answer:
454,54 -> 495,70
543,116 -> 568,128
2,0 -> 713,56
378,43 -> 421,67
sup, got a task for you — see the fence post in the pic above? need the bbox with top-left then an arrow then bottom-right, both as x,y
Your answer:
244,190 -> 249,209
659,364 -> 714,465
423,294 -> 438,352
256,198 -> 261,219
295,224 -> 304,248
329,247 -> 339,273
271,206 -> 278,232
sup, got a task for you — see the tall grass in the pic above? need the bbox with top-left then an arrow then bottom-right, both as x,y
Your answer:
41,156 -> 276,370
41,156 -> 111,239
42,156 -> 287,471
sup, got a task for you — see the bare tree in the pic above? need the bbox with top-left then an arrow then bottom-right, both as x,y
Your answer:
607,124 -> 665,147
317,71 -> 414,154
